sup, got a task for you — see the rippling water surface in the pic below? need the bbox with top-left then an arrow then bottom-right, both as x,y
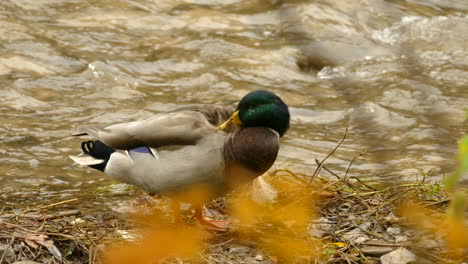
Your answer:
1,0 -> 467,206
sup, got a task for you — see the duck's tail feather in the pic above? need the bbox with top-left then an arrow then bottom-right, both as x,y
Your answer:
69,140 -> 115,172
72,127 -> 100,138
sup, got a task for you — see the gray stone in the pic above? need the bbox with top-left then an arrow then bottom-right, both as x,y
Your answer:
245,257 -> 260,264
342,223 -> 372,244
353,235 -> 369,244
404,230 -> 416,237
357,222 -> 372,231
386,227 -> 401,236
308,217 -> 333,238
381,247 -> 416,264
420,239 -> 439,249
361,245 -> 394,256
341,222 -> 373,244
347,215 -> 357,221
228,246 -> 250,254
395,235 -> 408,243
342,229 -> 370,244
309,227 -> 325,238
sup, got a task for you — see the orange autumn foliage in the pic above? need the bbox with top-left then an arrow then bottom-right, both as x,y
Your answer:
102,226 -> 205,264
102,172 -> 323,264
101,185 -> 216,264
230,174 -> 322,263
400,199 -> 468,258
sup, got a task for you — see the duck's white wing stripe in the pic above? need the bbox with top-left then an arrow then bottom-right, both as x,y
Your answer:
69,154 -> 104,165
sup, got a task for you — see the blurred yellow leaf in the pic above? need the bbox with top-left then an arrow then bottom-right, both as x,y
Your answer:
229,173 -> 321,264
327,242 -> 347,248
102,226 -> 205,264
446,191 -> 468,250
400,199 -> 468,258
171,184 -> 216,205
102,185 -> 214,264
266,235 -> 317,262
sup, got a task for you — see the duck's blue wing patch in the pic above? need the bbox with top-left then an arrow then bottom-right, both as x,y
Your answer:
128,146 -> 155,157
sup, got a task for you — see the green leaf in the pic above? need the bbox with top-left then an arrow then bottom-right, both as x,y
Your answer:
445,135 -> 468,191
447,191 -> 465,223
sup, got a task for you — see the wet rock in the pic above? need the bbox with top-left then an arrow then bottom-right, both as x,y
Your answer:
309,217 -> 333,238
245,257 -> 260,264
395,235 -> 408,243
342,222 -> 372,244
386,227 -> 401,236
347,215 -> 357,221
244,255 -> 273,264
380,247 -> 416,264
0,244 -> 15,262
309,227 -> 324,238
342,230 -> 369,244
403,230 -> 416,237
420,239 -> 439,249
229,246 -> 250,254
358,222 -> 372,231
361,245 -> 394,256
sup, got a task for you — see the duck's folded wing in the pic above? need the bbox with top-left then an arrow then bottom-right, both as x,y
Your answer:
81,111 -> 218,149
171,105 -> 235,126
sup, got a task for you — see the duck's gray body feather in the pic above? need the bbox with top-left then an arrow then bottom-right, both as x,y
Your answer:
105,131 -> 227,196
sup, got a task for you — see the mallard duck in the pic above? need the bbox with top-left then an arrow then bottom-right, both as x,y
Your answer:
70,90 -> 290,230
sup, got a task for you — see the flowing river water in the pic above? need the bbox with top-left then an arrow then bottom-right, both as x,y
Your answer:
0,0 -> 467,207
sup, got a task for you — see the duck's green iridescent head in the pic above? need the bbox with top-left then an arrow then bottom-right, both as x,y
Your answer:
235,90 -> 290,137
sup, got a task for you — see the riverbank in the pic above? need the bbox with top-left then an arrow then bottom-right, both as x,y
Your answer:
1,169 -> 465,264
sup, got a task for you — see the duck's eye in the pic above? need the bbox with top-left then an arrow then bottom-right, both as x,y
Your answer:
248,103 -> 256,109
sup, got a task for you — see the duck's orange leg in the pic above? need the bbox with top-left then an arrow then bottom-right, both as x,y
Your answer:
195,205 -> 230,232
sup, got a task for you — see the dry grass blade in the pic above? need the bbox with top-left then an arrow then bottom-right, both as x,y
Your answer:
309,128 -> 348,185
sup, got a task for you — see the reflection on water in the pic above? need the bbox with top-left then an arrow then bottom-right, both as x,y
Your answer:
0,0 -> 467,205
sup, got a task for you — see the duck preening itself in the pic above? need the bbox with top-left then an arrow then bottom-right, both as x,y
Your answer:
70,90 -> 290,231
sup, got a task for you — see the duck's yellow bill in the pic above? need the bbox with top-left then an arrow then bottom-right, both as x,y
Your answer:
218,110 -> 242,130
